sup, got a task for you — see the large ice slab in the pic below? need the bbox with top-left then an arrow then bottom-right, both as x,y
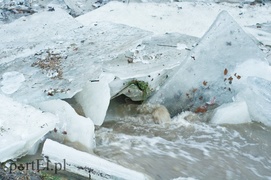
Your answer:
148,11 -> 266,116
103,33 -> 198,80
42,139 -> 150,180
0,9 -> 151,104
102,33 -> 199,122
36,99 -> 95,152
76,1 -> 219,37
0,94 -> 57,162
106,33 -> 199,98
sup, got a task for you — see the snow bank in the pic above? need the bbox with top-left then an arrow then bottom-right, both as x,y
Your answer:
0,94 -> 57,162
148,11 -> 266,116
42,139 -> 150,180
211,101 -> 251,124
36,99 -> 95,151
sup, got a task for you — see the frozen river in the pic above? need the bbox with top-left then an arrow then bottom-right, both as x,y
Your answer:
94,114 -> 271,180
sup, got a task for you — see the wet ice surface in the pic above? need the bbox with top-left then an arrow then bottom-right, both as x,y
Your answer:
95,114 -> 271,180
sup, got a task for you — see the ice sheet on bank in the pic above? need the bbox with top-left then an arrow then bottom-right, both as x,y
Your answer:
236,77 -> 271,126
0,8 -> 151,104
148,11 -> 266,116
0,94 -> 57,162
36,99 -> 95,151
42,139 -> 150,180
76,1 -> 271,37
211,101 -> 251,124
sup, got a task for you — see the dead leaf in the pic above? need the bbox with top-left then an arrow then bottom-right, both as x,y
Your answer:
228,76 -> 233,81
192,88 -> 198,93
195,106 -> 207,113
224,68 -> 228,75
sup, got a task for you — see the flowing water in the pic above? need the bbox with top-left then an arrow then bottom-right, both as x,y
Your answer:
94,112 -> 271,180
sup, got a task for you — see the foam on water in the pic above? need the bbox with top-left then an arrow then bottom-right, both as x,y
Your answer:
95,112 -> 271,180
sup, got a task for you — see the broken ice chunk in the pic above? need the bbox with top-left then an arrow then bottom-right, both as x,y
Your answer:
75,73 -> 115,126
36,99 -> 95,152
236,77 -> 271,126
211,101 -> 251,125
0,21 -> 150,104
148,11 -> 266,116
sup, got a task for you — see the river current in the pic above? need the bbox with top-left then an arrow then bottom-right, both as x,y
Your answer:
94,112 -> 271,180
